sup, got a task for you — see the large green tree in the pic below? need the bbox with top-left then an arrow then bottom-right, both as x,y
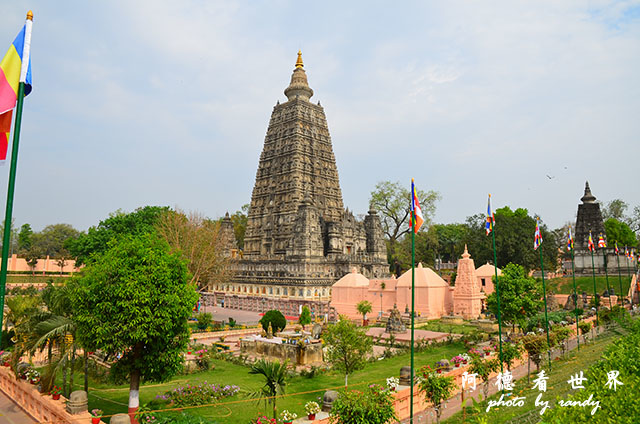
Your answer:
70,234 -> 198,416
485,263 -> 543,333
17,223 -> 33,253
463,207 -> 557,272
323,317 -> 373,387
604,218 -> 637,248
31,223 -> 80,258
369,180 -> 440,259
67,206 -> 168,266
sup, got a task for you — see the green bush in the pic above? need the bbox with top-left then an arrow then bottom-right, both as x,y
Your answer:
196,312 -> 213,330
259,310 -> 286,333
330,384 -> 397,424
578,321 -> 592,335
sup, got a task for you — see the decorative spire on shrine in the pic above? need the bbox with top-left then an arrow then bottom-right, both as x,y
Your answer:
581,181 -> 596,204
284,50 -> 314,101
295,50 -> 304,68
462,244 -> 470,259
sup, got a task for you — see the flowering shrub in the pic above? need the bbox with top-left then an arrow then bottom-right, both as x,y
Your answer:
468,348 -> 482,356
156,382 -> 239,406
385,376 -> 399,391
250,416 -> 276,424
50,385 -> 62,395
460,353 -> 471,362
451,355 -> 465,365
194,349 -> 210,371
279,410 -> 297,421
91,409 -> 103,418
305,401 -> 321,414
330,384 -> 397,424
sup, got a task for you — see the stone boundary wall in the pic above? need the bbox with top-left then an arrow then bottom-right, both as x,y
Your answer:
0,366 -> 101,424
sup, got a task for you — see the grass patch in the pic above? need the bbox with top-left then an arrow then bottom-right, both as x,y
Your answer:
418,319 -> 484,335
73,341 -> 468,423
546,275 -> 633,296
445,329 -> 619,423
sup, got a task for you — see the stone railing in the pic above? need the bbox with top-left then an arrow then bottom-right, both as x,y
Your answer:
0,366 -> 100,424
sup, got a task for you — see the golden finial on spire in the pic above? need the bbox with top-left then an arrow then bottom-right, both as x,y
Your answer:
27,10 -> 33,21
295,50 -> 304,68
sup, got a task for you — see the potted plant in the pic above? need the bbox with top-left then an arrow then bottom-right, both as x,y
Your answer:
461,353 -> 471,365
50,385 -> 62,400
90,409 -> 103,424
386,376 -> 399,392
435,361 -> 448,373
279,409 -> 297,424
482,346 -> 492,357
305,401 -> 321,420
451,355 -> 464,367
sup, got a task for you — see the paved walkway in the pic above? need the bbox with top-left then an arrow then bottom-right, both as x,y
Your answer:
0,391 -> 36,423
200,305 -> 262,324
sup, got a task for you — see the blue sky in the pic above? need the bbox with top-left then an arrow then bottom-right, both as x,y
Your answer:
1,1 -> 639,232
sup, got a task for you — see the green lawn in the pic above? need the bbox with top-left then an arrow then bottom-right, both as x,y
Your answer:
445,329 -> 619,423
546,275 -> 633,297
418,319 -> 485,335
73,341 -> 467,423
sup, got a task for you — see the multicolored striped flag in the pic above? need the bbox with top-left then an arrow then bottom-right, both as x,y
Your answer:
534,218 -> 543,250
588,232 -> 595,252
485,194 -> 494,235
598,234 -> 606,248
409,179 -> 424,233
625,246 -> 630,258
567,226 -> 574,251
631,249 -> 635,261
0,20 -> 33,162
614,242 -> 619,255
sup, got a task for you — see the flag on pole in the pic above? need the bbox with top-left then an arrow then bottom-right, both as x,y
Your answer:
485,194 -> 494,235
614,242 -> 619,255
631,249 -> 635,261
409,179 -> 424,233
625,246 -> 629,258
0,22 -> 33,162
588,232 -> 595,252
598,234 -> 606,248
567,227 -> 574,251
534,218 -> 543,250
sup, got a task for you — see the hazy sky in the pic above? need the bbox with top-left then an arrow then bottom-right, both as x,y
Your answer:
1,1 -> 639,232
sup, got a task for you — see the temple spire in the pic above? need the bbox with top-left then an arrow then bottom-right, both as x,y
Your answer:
295,50 -> 304,68
581,181 -> 596,204
284,51 -> 314,101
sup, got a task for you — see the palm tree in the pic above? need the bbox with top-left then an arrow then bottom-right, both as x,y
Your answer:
356,300 -> 372,326
249,359 -> 289,419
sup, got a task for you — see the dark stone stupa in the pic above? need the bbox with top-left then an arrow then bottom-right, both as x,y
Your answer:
574,181 -> 606,249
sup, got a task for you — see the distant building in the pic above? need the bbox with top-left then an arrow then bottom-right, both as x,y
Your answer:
212,52 -> 388,316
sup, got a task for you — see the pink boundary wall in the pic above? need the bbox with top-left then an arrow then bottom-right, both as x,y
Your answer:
2,254 -> 79,273
0,366 -> 101,424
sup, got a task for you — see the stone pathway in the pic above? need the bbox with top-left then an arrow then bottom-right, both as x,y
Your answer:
0,391 -> 37,423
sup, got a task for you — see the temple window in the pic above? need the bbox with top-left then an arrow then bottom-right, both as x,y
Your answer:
481,278 -> 486,286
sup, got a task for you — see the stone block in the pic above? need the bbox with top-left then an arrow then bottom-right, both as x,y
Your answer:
110,413 -> 131,423
322,390 -> 339,412
65,390 -> 88,414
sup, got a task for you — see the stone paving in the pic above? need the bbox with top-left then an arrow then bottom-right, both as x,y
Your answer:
0,391 -> 37,423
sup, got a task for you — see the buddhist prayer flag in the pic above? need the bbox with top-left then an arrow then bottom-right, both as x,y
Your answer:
588,232 -> 595,252
614,242 -> 619,255
567,227 -> 574,251
0,21 -> 33,162
534,218 -> 543,250
486,194 -> 494,235
598,234 -> 606,248
409,179 -> 424,233
625,246 -> 629,258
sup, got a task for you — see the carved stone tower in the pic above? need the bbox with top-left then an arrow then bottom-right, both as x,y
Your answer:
574,181 -> 606,249
453,245 -> 484,319
218,52 -> 389,316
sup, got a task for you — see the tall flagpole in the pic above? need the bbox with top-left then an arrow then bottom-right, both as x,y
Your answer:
536,218 -> 551,368
409,180 -> 416,424
615,245 -> 623,306
601,238 -> 613,310
626,252 -> 632,302
0,11 -> 33,341
589,234 -> 599,327
488,194 -> 504,381
569,227 -> 579,351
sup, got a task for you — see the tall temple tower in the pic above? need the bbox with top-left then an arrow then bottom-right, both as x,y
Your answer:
216,52 -> 389,316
